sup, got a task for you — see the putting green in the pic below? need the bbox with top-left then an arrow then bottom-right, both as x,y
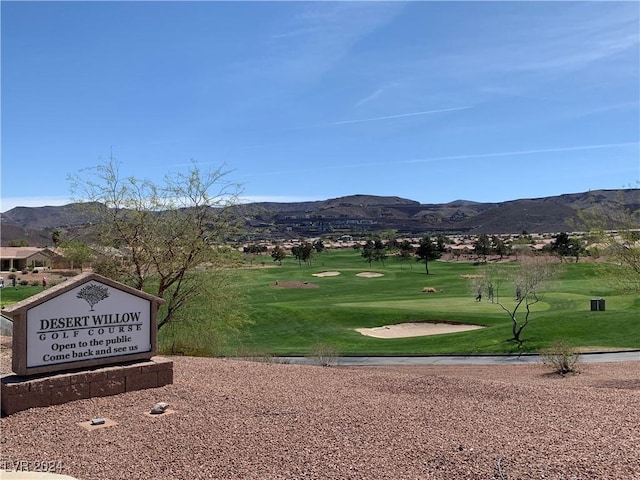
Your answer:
336,297 -> 551,313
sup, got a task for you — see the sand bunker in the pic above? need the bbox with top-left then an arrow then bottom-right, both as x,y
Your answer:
312,271 -> 341,277
356,272 -> 384,278
356,322 -> 485,338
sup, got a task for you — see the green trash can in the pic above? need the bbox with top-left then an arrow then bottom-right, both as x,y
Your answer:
598,298 -> 605,311
590,299 -> 599,311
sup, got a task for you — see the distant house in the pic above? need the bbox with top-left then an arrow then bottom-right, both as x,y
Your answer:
0,247 -> 66,271
448,244 -> 474,253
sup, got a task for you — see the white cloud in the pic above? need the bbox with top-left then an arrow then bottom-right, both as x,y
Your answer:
504,4 -> 636,74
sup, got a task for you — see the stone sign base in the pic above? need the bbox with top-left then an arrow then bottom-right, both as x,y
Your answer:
1,357 -> 173,416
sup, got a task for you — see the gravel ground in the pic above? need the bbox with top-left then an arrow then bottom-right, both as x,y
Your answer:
1,353 -> 639,480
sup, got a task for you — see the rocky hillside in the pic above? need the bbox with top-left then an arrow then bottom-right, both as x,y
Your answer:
236,190 -> 638,238
1,189 -> 638,246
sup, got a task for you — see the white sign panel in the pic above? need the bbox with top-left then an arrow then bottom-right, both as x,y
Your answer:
26,281 -> 152,368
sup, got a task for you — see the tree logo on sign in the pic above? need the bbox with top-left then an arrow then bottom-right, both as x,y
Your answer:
77,283 -> 110,311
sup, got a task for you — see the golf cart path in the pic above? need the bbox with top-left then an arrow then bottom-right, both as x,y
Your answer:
280,350 -> 639,366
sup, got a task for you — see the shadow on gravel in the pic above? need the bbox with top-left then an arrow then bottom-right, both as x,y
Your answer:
592,379 -> 640,390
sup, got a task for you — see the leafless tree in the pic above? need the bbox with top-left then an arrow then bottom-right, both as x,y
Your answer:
495,257 -> 558,346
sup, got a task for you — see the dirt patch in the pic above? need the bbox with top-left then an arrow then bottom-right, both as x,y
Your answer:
592,379 -> 640,390
460,274 -> 485,279
356,321 -> 485,338
312,271 -> 341,277
271,281 -> 319,289
356,272 -> 384,278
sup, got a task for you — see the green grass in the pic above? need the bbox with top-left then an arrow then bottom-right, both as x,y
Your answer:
224,250 -> 640,355
3,250 -> 639,356
1,285 -> 43,308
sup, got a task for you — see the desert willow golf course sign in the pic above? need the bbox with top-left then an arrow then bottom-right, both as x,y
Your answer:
5,273 -> 165,376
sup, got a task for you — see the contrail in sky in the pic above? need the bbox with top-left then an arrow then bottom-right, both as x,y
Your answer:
315,141 -> 638,171
330,106 -> 472,125
406,141 -> 639,163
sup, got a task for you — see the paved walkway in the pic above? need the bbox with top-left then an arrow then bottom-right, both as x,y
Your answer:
279,350 -> 639,366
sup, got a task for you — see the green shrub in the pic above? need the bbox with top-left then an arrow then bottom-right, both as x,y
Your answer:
306,342 -> 340,367
158,319 -> 226,358
540,340 -> 581,375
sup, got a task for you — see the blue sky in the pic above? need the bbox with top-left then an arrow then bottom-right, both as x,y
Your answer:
1,1 -> 639,212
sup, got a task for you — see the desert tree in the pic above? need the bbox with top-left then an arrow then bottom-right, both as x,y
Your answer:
397,240 -> 415,269
51,229 -> 62,247
577,188 -> 640,293
361,240 -> 376,265
271,245 -> 286,265
495,257 -> 558,346
415,235 -> 441,274
244,244 -> 268,255
361,238 -> 387,266
491,235 -> 509,259
378,229 -> 398,248
435,234 -> 450,253
60,240 -> 93,272
373,239 -> 388,266
548,232 -> 584,263
473,234 -> 491,262
292,241 -> 314,266
243,243 -> 268,265
69,157 -> 246,333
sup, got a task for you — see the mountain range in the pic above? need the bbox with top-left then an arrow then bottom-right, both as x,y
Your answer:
1,189 -> 638,246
